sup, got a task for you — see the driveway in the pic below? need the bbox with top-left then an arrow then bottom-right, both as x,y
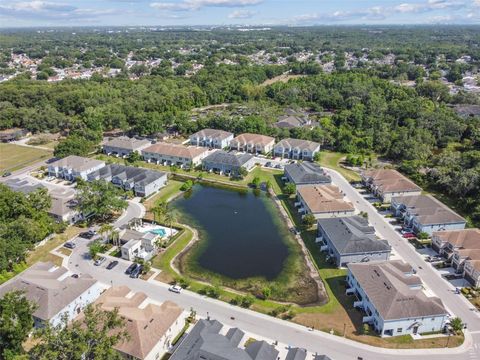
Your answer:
114,198 -> 145,228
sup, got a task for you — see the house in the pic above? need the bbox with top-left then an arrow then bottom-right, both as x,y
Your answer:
391,195 -> 466,235
88,164 -> 167,197
102,136 -> 151,157
78,286 -> 185,360
317,216 -> 391,267
285,348 -> 307,360
48,155 -> 105,181
361,169 -> 422,203
142,143 -> 208,168
230,133 -> 275,154
202,150 -> 256,176
170,319 -> 279,360
347,260 -> 448,337
0,262 -> 105,328
296,185 -> 355,219
284,162 -> 331,188
119,228 -> 159,261
189,128 -> 234,149
274,109 -> 312,129
0,128 -> 30,142
432,229 -> 480,287
273,138 -> 320,160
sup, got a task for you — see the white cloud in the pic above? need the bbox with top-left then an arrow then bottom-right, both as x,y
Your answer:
473,0 -> 480,6
150,0 -> 263,11
394,0 -> 465,13
294,6 -> 388,23
228,9 -> 256,18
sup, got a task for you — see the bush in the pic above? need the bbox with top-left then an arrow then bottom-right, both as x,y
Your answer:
180,180 -> 194,191
362,323 -> 370,335
240,295 -> 255,308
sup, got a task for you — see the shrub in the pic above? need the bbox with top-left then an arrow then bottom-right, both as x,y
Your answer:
240,295 -> 255,308
362,323 -> 370,335
180,180 -> 194,191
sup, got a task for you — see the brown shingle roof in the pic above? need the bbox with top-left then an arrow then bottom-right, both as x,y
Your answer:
433,229 -> 480,249
231,133 -> 275,147
143,143 -> 207,159
298,185 -> 354,213
191,128 -> 233,140
362,169 -> 421,194
348,261 -> 447,320
275,138 -> 320,152
104,136 -> 151,150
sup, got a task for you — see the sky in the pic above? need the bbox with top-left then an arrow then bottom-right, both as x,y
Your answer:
0,0 -> 479,28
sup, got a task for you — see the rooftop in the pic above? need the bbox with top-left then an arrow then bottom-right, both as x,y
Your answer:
348,260 -> 447,320
392,195 -> 465,226
433,229 -> 480,249
275,138 -> 320,152
104,136 -> 151,150
203,150 -> 253,167
284,162 -> 331,185
191,128 -> 233,140
318,216 -> 390,255
362,169 -> 421,194
49,155 -> 105,172
298,185 -> 354,214
89,164 -> 166,187
231,133 -> 275,146
143,142 -> 208,159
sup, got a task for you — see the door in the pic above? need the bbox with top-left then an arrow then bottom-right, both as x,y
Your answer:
413,326 -> 419,334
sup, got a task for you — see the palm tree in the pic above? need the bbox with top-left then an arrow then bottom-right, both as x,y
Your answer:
98,224 -> 113,243
152,201 -> 168,224
164,210 -> 178,240
111,229 -> 120,247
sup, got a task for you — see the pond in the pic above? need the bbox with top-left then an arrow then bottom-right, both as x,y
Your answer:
171,184 -> 291,280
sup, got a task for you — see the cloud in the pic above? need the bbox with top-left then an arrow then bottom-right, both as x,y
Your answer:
294,6 -> 388,23
150,0 -> 263,11
394,0 -> 465,13
228,9 -> 255,18
473,0 -> 480,6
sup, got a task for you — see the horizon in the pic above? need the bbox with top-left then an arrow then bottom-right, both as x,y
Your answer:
0,0 -> 479,28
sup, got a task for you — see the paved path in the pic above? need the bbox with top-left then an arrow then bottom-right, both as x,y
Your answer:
114,198 -> 145,228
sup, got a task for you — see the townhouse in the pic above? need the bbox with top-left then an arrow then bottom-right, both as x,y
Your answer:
78,286 -> 186,360
88,164 -> 167,197
142,142 -> 208,168
202,150 -> 256,176
0,262 -> 105,328
273,138 -> 320,161
317,216 -> 391,267
189,128 -> 234,149
296,185 -> 355,219
284,162 -> 331,188
432,229 -> 480,287
347,260 -> 448,337
230,133 -> 275,154
119,228 -> 159,261
391,195 -> 466,235
48,155 -> 105,181
102,136 -> 151,157
361,169 -> 422,203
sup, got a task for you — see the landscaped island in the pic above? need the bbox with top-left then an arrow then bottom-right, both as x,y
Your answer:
171,183 -> 321,306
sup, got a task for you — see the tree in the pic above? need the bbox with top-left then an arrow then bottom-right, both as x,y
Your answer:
0,291 -> 37,359
98,224 -> 113,243
302,213 -> 316,227
262,287 -> 271,299
251,176 -> 261,188
151,201 -> 168,224
88,240 -> 103,259
237,167 -> 248,179
450,317 -> 463,334
75,180 -> 127,222
283,183 -> 296,195
29,304 -> 129,360
313,152 -> 321,162
164,211 -> 178,240
126,151 -> 141,164
54,135 -> 96,158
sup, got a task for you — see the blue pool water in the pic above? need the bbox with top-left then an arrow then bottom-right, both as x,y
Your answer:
147,228 -> 166,236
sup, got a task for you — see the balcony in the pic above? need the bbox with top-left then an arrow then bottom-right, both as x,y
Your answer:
353,300 -> 363,308
294,201 -> 301,207
320,245 -> 328,251
345,287 -> 355,295
315,236 -> 323,243
362,316 -> 374,323
298,207 -> 305,213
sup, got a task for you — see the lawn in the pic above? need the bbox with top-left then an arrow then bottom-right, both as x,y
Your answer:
0,143 -> 52,172
317,151 -> 361,182
143,179 -> 185,219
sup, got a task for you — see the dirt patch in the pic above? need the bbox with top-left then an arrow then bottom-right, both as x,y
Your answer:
261,73 -> 306,86
155,271 -> 175,284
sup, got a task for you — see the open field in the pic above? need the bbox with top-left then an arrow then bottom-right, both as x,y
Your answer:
0,143 -> 52,172
261,73 -> 306,86
317,151 -> 361,182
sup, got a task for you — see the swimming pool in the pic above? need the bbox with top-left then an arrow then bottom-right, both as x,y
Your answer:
148,228 -> 166,236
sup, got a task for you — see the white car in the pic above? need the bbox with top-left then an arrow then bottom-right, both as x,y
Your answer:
169,285 -> 182,293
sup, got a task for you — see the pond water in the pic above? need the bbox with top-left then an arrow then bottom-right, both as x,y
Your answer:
171,184 -> 291,280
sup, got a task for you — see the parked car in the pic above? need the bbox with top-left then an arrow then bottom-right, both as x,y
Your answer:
129,265 -> 143,278
402,233 -> 416,238
169,285 -> 182,293
106,260 -> 119,270
63,242 -> 76,249
94,256 -> 106,266
275,164 -> 283,169
125,263 -> 138,275
265,161 -> 272,167
79,230 -> 96,239
2,171 -> 11,177
71,274 -> 79,278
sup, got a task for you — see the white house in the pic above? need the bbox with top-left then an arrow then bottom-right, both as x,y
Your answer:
189,128 -> 234,149
229,133 -> 275,154
48,155 -> 105,181
103,136 -> 151,157
142,142 -> 208,168
273,138 -> 320,161
361,169 -> 422,203
296,185 -> 355,219
119,228 -> 159,261
347,260 -> 448,337
0,262 -> 105,328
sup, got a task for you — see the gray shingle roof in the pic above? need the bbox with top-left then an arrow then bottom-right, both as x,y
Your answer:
3,177 -> 45,194
203,150 -> 254,167
49,155 -> 105,172
191,128 -> 233,140
275,138 -> 320,152
284,162 -> 331,186
89,164 -> 166,187
318,216 -> 391,255
104,136 -> 151,151
285,348 -> 307,360
348,260 -> 447,320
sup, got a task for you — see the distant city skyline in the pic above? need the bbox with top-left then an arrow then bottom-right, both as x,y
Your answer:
0,0 -> 479,28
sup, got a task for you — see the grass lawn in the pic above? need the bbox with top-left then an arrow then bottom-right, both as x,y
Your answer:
317,151 -> 361,182
0,143 -> 52,172
26,226 -> 82,267
143,179 -> 185,219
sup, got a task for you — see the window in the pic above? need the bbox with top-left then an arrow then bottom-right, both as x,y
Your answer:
397,328 -> 402,333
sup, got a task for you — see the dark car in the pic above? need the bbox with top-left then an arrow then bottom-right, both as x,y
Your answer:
71,274 -> 79,278
106,260 -> 119,270
129,265 -> 143,279
2,172 -> 11,177
265,161 -> 272,167
125,263 -> 138,275
79,231 -> 95,239
64,242 -> 76,249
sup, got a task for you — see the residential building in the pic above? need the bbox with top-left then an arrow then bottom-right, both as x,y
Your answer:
142,143 -> 208,168
0,262 -> 105,328
189,128 -> 234,149
4,177 -> 43,193
119,228 -> 159,261
284,162 -> 331,188
230,133 -> 275,154
202,150 -> 256,176
391,195 -> 466,235
88,164 -> 167,197
48,155 -> 105,181
317,216 -> 391,267
79,286 -> 185,360
273,110 -> 312,129
273,138 -> 320,160
347,260 -> 448,337
361,169 -> 422,203
170,319 -> 279,360
103,136 -> 151,157
285,348 -> 307,360
296,185 -> 355,219
48,187 -> 82,224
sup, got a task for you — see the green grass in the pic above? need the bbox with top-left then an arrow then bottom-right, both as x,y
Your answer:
143,179 -> 185,215
0,143 -> 52,172
317,151 -> 361,182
